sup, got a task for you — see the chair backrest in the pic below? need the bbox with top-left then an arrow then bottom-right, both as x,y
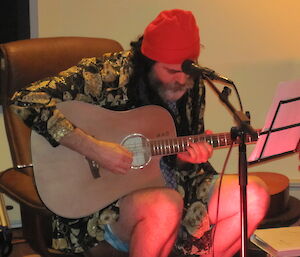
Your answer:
0,37 -> 123,174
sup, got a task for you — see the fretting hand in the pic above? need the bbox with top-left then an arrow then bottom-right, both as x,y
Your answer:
177,130 -> 213,164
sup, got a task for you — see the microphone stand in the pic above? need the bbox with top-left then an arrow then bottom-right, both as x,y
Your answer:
203,77 -> 257,257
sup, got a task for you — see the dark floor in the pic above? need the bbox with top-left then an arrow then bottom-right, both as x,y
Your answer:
232,245 -> 268,257
3,228 -> 267,257
2,228 -> 39,257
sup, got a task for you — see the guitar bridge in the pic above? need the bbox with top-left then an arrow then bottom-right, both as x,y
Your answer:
86,158 -> 101,178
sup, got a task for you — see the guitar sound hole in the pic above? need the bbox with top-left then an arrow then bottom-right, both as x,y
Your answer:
121,134 -> 151,169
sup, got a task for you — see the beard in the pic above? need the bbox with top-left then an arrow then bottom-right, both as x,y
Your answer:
147,69 -> 195,102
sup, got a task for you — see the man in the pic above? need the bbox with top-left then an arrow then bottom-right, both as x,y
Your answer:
10,9 -> 269,257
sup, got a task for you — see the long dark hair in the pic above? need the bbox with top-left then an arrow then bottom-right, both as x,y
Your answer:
129,36 -> 155,78
126,36 -> 154,105
127,36 -> 171,108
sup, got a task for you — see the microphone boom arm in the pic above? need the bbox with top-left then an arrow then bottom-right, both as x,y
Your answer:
204,77 -> 257,137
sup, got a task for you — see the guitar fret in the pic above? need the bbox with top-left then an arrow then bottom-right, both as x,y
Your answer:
178,138 -> 182,152
161,141 -> 165,155
226,135 -> 230,145
206,136 -> 212,145
223,134 -> 227,146
177,138 -> 181,152
175,139 -> 180,152
160,140 -> 164,155
186,137 -> 190,146
164,139 -> 170,155
152,140 -> 159,155
219,135 -> 223,146
150,142 -> 154,155
191,136 -> 195,143
163,140 -> 167,155
174,139 -> 178,152
166,139 -> 169,154
176,139 -> 180,152
151,141 -> 155,155
157,141 -> 161,154
226,135 -> 230,144
220,134 -> 225,147
154,141 -> 158,155
219,135 -> 222,146
169,139 -> 173,152
211,136 -> 216,147
180,138 -> 185,152
165,139 -> 170,154
215,136 -> 219,147
169,140 -> 173,153
163,140 -> 168,154
161,139 -> 165,155
170,139 -> 175,154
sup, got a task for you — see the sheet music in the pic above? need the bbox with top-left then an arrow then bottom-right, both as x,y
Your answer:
248,79 -> 300,163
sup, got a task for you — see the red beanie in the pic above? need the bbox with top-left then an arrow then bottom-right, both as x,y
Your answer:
141,9 -> 200,64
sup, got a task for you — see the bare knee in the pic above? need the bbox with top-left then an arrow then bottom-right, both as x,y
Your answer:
247,176 -> 270,221
115,188 -> 183,240
127,188 -> 184,220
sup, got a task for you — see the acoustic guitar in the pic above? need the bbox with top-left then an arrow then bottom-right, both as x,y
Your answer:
31,101 -> 258,218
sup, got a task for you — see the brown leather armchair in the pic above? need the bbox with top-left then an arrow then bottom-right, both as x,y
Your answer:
0,37 -> 128,257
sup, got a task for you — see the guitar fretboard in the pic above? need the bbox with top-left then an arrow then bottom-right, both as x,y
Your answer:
150,132 -> 258,156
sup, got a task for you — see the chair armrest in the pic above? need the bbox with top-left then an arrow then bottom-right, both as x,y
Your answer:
0,168 -> 50,214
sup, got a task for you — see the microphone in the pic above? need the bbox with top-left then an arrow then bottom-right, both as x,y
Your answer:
181,60 -> 234,85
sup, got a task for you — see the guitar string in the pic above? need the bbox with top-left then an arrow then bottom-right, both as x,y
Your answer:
123,133 -> 256,155
123,134 -> 236,154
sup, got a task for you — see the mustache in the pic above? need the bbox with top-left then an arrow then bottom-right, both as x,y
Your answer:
168,80 -> 194,91
148,70 -> 194,93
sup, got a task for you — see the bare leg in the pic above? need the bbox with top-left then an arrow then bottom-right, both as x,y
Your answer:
111,187 -> 183,257
204,174 -> 269,257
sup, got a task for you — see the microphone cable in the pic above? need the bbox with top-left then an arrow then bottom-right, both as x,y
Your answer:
211,141 -> 234,257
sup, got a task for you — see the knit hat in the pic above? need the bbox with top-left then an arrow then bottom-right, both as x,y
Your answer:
141,9 -> 200,64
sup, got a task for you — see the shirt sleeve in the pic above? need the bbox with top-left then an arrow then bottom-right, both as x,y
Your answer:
10,56 -> 108,146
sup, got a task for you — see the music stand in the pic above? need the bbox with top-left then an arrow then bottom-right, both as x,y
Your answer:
248,80 -> 300,164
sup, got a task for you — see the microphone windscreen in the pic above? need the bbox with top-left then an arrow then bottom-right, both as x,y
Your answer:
181,59 -> 194,73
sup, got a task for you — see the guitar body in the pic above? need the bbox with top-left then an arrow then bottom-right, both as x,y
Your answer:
31,101 -> 175,218
32,101 -> 259,218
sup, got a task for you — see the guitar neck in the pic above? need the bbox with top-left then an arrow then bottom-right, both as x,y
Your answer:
150,131 -> 258,156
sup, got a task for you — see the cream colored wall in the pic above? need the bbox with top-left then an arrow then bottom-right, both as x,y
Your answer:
1,0 -> 300,225
35,0 -> 300,178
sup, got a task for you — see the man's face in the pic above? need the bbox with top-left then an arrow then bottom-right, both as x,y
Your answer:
148,62 -> 194,102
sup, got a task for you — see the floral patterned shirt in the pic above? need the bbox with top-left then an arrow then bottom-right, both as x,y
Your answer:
10,50 -> 217,256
